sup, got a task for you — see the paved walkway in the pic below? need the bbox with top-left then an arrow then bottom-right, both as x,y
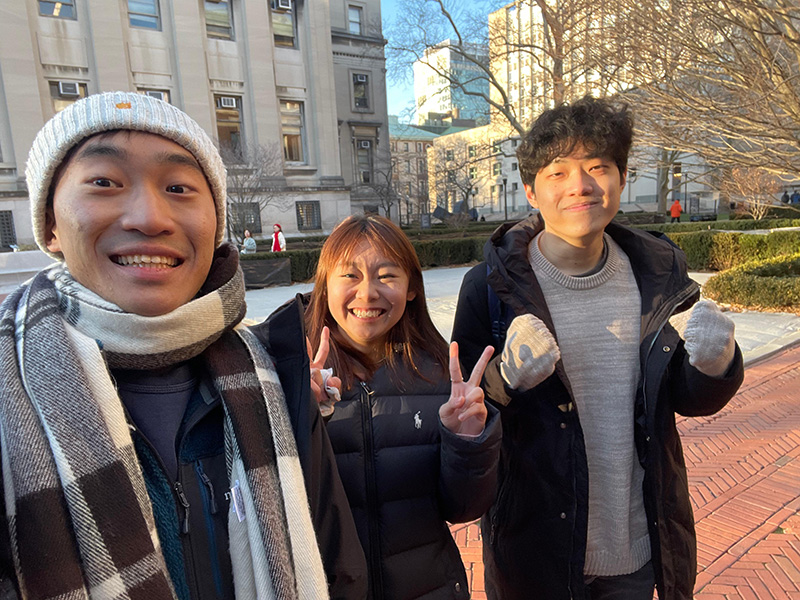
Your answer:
452,343 -> 800,599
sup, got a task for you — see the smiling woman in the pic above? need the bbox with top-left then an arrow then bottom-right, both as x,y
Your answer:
302,214 -> 500,600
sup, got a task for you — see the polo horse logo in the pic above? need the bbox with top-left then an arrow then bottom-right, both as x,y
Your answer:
414,411 -> 422,429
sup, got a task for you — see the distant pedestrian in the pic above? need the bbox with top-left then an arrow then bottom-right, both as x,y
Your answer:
781,191 -> 790,204
272,223 -> 286,252
241,228 -> 257,254
670,199 -> 683,223
304,214 -> 501,599
791,190 -> 800,204
453,96 -> 744,600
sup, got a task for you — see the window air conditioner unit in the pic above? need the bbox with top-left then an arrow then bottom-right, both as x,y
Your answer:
276,0 -> 292,10
220,96 -> 238,109
359,140 -> 371,149
58,81 -> 80,97
145,90 -> 166,101
355,74 -> 368,83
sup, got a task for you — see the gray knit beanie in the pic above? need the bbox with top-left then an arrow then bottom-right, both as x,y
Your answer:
26,91 -> 227,259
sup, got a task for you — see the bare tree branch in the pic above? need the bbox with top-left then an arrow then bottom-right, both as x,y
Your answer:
221,142 -> 292,243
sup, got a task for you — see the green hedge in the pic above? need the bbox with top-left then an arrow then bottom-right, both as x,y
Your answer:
666,230 -> 800,271
636,218 -> 800,234
411,238 -> 485,267
402,222 -> 500,237
241,237 -> 487,282
703,253 -> 800,311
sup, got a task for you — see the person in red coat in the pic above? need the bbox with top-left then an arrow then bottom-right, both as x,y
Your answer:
670,199 -> 683,223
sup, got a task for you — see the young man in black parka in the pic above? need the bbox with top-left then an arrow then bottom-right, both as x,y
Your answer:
452,96 -> 744,600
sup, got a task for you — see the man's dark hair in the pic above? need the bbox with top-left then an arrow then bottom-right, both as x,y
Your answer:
516,96 -> 633,188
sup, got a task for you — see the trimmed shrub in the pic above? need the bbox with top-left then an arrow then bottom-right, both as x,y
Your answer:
666,232 -> 714,270
703,254 -> 800,311
240,238 -> 487,282
666,230 -> 800,271
637,218 -> 800,234
411,238 -> 484,267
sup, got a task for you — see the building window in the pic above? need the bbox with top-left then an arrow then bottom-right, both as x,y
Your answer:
469,166 -> 477,179
49,81 -> 88,113
418,159 -> 425,173
445,149 -> 454,161
512,162 -> 518,171
353,74 -> 369,110
128,0 -> 160,29
416,142 -> 423,152
0,211 -> 16,249
206,0 -> 233,40
468,145 -> 476,158
405,160 -> 411,174
139,89 -> 170,103
348,5 -> 362,35
215,95 -> 243,153
229,202 -> 262,234
492,140 -> 502,154
512,182 -> 519,191
493,162 -> 501,176
281,100 -> 305,162
272,3 -> 296,48
39,0 -> 76,19
390,141 -> 396,152
403,142 -> 409,152
356,140 -> 373,183
296,201 -> 321,230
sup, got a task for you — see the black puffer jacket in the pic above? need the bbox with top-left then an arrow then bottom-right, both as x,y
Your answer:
452,216 -> 744,600
326,354 -> 502,600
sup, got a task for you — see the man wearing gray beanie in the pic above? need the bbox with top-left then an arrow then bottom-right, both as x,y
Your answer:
453,97 -> 744,600
0,92 -> 366,599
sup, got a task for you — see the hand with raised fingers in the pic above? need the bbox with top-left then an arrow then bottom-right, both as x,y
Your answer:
439,342 -> 494,436
500,314 -> 561,391
306,326 -> 342,417
669,299 -> 736,378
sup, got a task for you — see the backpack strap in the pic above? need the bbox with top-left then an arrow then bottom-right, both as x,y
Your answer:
487,263 -> 509,348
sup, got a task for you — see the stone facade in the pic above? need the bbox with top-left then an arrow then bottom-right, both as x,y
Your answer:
0,0 -> 388,248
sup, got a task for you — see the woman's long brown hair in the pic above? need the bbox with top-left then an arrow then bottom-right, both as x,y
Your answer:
305,214 -> 449,389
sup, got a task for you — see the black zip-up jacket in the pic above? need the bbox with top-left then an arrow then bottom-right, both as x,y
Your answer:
326,354 -> 502,600
0,295 -> 368,600
452,216 -> 744,600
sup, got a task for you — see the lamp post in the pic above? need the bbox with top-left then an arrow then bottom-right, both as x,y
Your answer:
684,173 -> 689,215
502,176 -> 508,221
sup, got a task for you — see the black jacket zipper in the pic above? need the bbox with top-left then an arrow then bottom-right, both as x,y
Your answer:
359,381 -> 384,600
126,421 -> 192,536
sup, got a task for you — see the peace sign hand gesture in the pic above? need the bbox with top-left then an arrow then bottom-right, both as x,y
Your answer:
439,342 -> 494,436
306,326 -> 342,417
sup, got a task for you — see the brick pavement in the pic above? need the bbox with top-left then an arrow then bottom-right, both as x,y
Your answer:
452,344 -> 800,599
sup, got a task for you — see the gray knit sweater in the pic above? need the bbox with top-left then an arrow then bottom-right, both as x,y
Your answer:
529,233 -> 651,577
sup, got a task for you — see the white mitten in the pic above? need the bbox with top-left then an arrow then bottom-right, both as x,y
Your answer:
500,314 -> 561,391
318,368 -> 341,418
669,300 -> 735,378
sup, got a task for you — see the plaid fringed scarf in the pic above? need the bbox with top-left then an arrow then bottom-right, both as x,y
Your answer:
0,244 -> 328,600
